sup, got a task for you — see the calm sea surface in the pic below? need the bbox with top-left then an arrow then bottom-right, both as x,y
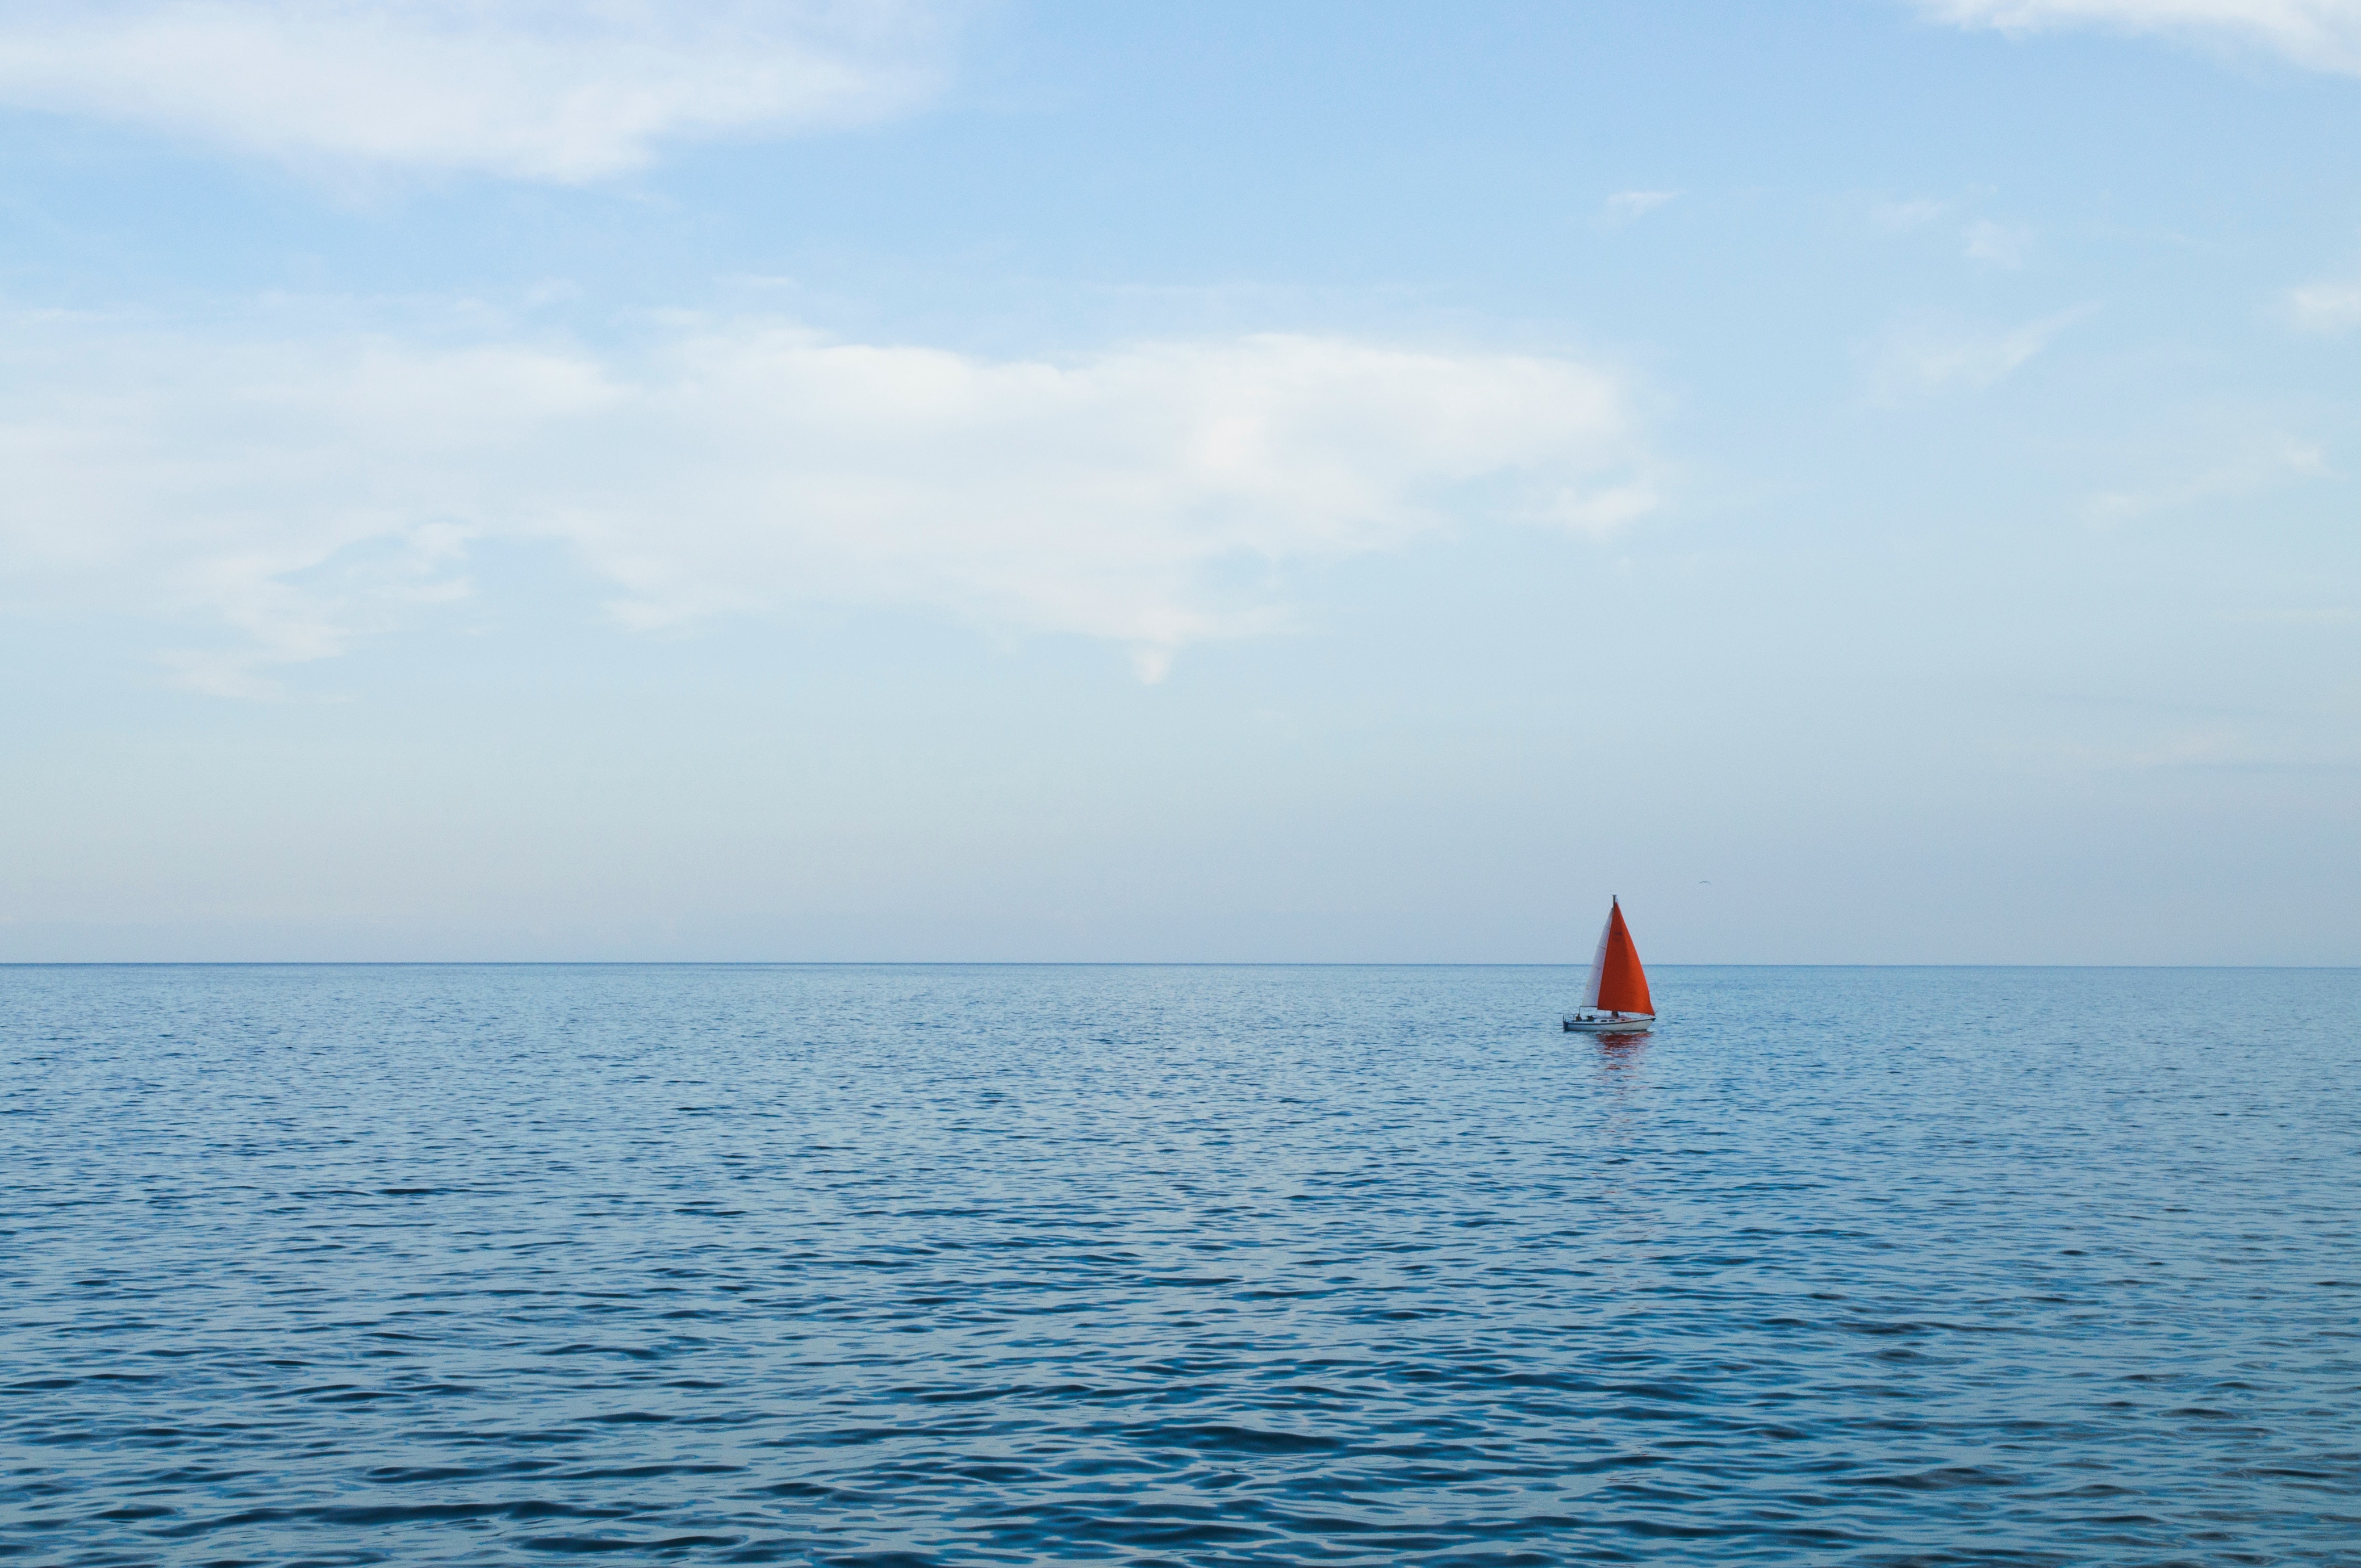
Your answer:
3,964 -> 2356,1566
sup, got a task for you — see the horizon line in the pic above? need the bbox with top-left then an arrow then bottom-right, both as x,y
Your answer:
3,960 -> 2356,971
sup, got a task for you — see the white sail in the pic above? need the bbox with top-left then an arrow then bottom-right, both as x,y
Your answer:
1580,905 -> 1614,1009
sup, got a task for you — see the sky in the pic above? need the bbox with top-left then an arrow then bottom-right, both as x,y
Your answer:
1,0 -> 2356,964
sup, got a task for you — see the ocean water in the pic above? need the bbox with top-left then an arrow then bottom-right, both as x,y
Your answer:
2,964 -> 2356,1567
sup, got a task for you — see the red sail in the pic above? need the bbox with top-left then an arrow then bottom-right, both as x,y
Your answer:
1595,898 -> 1654,1015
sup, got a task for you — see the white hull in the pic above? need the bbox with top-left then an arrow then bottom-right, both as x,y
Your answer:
1562,1014 -> 1653,1034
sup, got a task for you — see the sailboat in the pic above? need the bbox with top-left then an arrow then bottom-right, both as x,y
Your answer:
1563,896 -> 1655,1032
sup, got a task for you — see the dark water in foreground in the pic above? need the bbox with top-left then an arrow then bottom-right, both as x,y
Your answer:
3,965 -> 2356,1566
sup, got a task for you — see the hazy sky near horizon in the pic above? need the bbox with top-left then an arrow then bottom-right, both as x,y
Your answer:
2,0 -> 2356,964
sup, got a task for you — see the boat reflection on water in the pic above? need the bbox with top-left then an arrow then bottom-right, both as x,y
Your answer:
1598,1030 -> 1650,1068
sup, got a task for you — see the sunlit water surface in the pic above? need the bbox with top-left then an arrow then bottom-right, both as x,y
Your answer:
3,964 -> 2356,1565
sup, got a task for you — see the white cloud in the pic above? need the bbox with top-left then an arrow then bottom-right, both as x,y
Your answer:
1919,1 -> 2361,77
1963,219 -> 2033,267
1865,306 -> 2093,398
0,1 -> 951,182
0,312 -> 1656,694
2288,277 -> 2361,331
1601,190 -> 1678,225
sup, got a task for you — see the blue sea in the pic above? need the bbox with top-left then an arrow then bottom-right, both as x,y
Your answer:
3,964 -> 2355,1565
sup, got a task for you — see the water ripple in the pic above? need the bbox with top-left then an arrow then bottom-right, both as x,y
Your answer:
2,963 -> 2356,1564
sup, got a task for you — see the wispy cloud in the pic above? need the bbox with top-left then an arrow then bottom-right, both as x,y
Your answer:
1873,198 -> 2033,266
0,1 -> 954,182
1601,190 -> 1678,226
1875,196 -> 1954,230
0,312 -> 1657,694
2089,431 -> 2331,522
1963,219 -> 2033,267
1865,306 -> 2093,399
1917,1 -> 2361,77
2215,605 -> 2356,623
2288,276 -> 2361,332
